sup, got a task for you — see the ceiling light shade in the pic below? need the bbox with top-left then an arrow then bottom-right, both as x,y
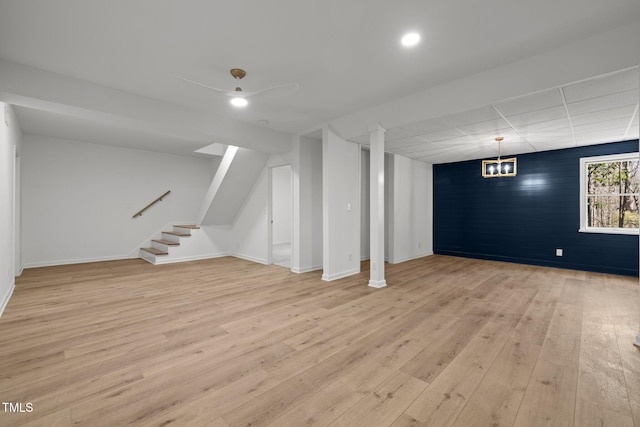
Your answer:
401,32 -> 421,47
230,97 -> 248,107
482,137 -> 517,178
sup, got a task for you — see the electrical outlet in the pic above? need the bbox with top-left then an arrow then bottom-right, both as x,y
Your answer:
556,248 -> 563,257
347,203 -> 351,211
418,241 -> 421,248
348,253 -> 352,261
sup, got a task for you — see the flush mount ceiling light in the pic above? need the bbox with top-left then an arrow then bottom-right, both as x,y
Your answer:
482,137 -> 517,178
230,93 -> 248,108
401,32 -> 421,47
175,68 -> 299,109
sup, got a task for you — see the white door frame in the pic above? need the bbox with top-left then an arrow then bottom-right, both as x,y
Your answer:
268,164 -> 293,268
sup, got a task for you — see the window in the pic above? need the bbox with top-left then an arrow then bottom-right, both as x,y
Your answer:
580,152 -> 640,235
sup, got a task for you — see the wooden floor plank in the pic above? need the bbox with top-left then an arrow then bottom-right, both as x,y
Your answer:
576,282 -> 634,419
574,397 -> 634,427
267,379 -> 365,427
329,372 -> 427,427
0,255 -> 636,427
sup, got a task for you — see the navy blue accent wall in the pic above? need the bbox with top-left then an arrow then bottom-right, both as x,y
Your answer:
434,140 -> 639,276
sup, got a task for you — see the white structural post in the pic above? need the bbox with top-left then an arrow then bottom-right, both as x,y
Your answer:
368,124 -> 387,288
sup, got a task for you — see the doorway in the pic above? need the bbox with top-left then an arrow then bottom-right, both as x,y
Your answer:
270,165 -> 292,268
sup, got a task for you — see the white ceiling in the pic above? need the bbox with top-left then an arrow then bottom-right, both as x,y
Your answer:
353,68 -> 639,163
0,1 -> 638,162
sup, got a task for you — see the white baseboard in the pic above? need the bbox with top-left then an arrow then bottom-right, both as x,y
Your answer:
154,253 -> 230,265
368,279 -> 387,288
322,268 -> 360,281
291,264 -> 323,274
23,254 -> 139,269
273,241 -> 291,246
388,252 -> 434,264
0,281 -> 16,318
232,253 -> 268,265
16,264 -> 23,277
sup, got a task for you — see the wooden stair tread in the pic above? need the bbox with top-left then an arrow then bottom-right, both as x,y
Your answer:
141,247 -> 168,256
175,225 -> 200,229
152,239 -> 179,246
163,231 -> 190,237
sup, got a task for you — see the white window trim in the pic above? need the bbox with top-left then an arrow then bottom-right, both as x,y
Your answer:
579,152 -> 640,235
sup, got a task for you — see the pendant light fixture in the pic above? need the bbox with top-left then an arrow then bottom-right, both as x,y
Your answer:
482,137 -> 517,178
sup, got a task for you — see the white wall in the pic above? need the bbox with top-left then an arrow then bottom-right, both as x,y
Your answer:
0,103 -> 21,317
360,148 -> 370,260
322,127 -> 360,281
21,135 -> 212,267
292,135 -> 323,273
271,165 -> 292,245
361,150 -> 433,265
201,147 -> 270,225
230,153 -> 292,265
14,143 -> 21,276
230,169 -> 269,264
388,154 -> 433,263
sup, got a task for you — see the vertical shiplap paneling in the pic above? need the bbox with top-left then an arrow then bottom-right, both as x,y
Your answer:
434,140 -> 639,276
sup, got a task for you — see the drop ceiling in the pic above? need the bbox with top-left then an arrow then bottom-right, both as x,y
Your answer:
353,68 -> 639,163
0,1 -> 638,162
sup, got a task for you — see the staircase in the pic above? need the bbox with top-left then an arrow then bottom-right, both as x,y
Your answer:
140,225 -> 200,264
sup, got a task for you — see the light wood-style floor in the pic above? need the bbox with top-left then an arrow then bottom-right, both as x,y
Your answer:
0,255 -> 638,427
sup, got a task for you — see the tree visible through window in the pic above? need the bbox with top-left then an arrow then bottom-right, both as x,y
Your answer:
584,154 -> 639,230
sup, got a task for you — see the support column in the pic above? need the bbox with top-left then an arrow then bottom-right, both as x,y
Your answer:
368,124 -> 387,288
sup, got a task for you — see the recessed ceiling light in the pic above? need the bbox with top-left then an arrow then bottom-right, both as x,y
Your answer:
401,32 -> 420,47
230,97 -> 248,107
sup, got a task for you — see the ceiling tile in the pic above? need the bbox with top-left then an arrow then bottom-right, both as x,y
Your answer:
625,124 -> 639,138
472,132 -> 523,144
462,146 -> 503,161
399,118 -> 452,135
385,136 -> 428,149
572,117 -> 631,135
525,135 -> 575,145
430,136 -> 477,146
563,68 -> 639,103
506,105 -> 568,126
574,131 -> 627,145
402,141 -> 449,154
385,127 -> 418,142
528,138 -> 576,151
443,106 -> 502,126
493,89 -> 563,116
457,118 -> 512,135
531,139 -> 576,150
418,150 -> 474,164
496,141 -> 535,157
570,104 -> 637,126
566,90 -> 638,116
416,128 -> 465,142
514,117 -> 572,134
